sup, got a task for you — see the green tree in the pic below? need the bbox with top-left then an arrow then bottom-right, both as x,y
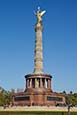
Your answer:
0,89 -> 13,106
0,92 -> 5,106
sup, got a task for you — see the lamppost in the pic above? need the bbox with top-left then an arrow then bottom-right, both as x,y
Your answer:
66,95 -> 73,115
67,104 -> 73,115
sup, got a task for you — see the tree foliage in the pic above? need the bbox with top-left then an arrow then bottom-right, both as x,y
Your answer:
0,89 -> 13,106
66,93 -> 77,106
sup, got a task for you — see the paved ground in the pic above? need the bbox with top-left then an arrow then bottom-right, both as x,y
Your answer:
0,106 -> 77,111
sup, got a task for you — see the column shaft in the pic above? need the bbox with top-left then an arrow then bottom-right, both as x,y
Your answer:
40,78 -> 43,88
34,23 -> 43,74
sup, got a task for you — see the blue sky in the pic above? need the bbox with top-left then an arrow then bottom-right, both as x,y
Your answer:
0,0 -> 77,93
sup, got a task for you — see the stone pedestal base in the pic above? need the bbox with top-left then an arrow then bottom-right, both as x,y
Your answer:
13,90 -> 66,106
12,74 -> 66,106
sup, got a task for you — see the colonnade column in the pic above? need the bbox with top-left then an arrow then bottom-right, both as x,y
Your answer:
48,79 -> 51,89
27,79 -> 29,88
40,78 -> 43,88
35,78 -> 38,88
30,79 -> 32,88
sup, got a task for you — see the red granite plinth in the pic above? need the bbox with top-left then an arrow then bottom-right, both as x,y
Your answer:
12,74 -> 66,106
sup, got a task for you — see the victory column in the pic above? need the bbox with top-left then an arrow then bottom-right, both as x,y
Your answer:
34,7 -> 46,74
13,7 -> 66,106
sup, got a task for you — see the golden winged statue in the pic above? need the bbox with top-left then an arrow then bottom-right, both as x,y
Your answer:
34,7 -> 46,23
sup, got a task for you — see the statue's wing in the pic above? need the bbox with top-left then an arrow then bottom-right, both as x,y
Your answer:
34,11 -> 37,15
40,10 -> 46,16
